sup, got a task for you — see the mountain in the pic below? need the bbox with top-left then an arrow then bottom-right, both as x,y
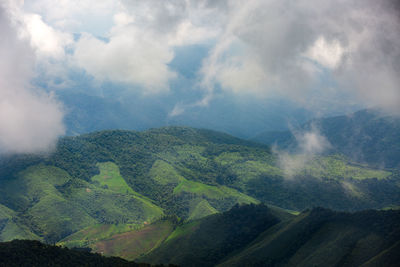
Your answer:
139,204 -> 283,266
141,204 -> 400,267
252,109 -> 400,169
5,206 -> 399,267
60,92 -> 147,136
0,127 -> 399,261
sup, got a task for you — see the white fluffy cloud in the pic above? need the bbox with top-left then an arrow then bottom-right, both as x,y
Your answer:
200,0 -> 400,113
295,127 -> 331,155
13,0 -> 400,112
73,29 -> 176,93
274,125 -> 331,178
0,4 -> 65,154
23,0 -> 118,35
23,13 -> 73,59
32,0 -> 217,94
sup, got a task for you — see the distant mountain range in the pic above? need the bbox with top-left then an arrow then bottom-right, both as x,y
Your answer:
58,91 -> 314,138
252,109 -> 400,169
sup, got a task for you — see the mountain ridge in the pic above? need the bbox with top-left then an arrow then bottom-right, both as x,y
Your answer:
252,109 -> 400,169
0,126 -> 399,262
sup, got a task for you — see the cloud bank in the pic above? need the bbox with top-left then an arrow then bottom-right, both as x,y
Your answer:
19,0 -> 400,114
200,0 -> 400,113
0,4 -> 65,154
0,0 -> 397,147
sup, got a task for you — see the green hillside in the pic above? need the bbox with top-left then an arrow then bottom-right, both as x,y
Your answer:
140,204 -> 281,266
0,163 -> 163,243
219,208 -> 400,267
0,126 -> 399,260
0,204 -> 39,241
60,218 -> 176,260
142,205 -> 400,267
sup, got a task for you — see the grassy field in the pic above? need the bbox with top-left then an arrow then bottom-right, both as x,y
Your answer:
8,165 -> 96,241
188,199 -> 218,221
173,178 -> 258,204
0,163 -> 164,243
215,152 -> 281,182
58,223 -> 143,248
165,220 -> 201,243
215,152 -> 390,183
60,220 -> 175,260
148,160 -> 185,185
92,162 -> 136,194
92,220 -> 174,260
91,162 -> 164,222
299,155 -> 391,180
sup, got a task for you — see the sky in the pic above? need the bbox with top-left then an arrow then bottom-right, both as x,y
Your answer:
1,0 -> 400,153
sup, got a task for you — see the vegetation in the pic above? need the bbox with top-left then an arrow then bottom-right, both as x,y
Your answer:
298,155 -> 391,180
141,204 -> 280,266
253,109 -> 400,169
142,205 -> 400,267
219,207 -> 400,267
0,163 -> 163,243
188,199 -> 218,221
59,219 -> 176,260
0,239 -> 174,267
0,126 -> 399,263
58,224 -> 143,248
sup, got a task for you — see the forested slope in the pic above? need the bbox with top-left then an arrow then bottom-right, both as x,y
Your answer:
0,127 -> 398,261
142,205 -> 400,267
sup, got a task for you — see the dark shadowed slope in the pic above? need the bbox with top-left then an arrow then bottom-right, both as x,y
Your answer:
142,205 -> 400,267
140,204 -> 285,266
0,239 -> 155,267
219,208 -> 400,267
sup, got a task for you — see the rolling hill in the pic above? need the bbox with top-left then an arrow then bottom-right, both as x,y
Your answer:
0,126 -> 399,261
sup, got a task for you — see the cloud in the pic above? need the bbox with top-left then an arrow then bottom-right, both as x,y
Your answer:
0,4 -> 65,154
200,0 -> 400,113
73,30 -> 176,93
16,0 -> 400,114
168,93 -> 213,117
305,37 -> 346,69
295,127 -> 331,155
68,0 -> 218,93
23,0 -> 118,35
168,104 -> 185,117
23,13 -> 73,60
274,125 -> 331,178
